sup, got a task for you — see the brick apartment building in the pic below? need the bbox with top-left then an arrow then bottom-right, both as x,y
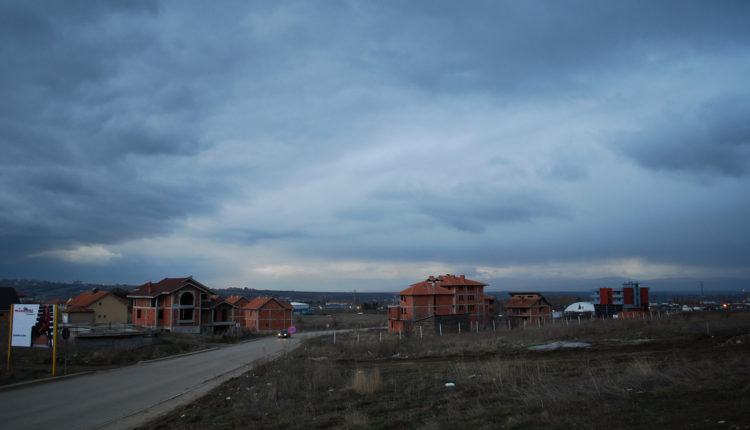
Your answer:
593,281 -> 649,318
388,274 -> 496,333
504,292 -> 552,327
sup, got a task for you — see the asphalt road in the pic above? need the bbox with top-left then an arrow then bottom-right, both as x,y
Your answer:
0,332 -> 311,430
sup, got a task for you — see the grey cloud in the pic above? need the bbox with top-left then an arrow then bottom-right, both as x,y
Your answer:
218,228 -> 309,246
352,1 -> 750,97
417,196 -> 563,233
361,183 -> 566,234
619,95 -> 750,177
1,1 -> 749,287
0,1 -> 225,262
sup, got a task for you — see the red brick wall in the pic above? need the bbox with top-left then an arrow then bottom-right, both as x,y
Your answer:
243,301 -> 292,331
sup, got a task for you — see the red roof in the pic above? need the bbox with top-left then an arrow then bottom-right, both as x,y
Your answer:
398,282 -> 453,296
226,296 -> 248,306
505,293 -> 549,309
205,295 -> 231,309
409,274 -> 487,289
128,277 -> 214,298
67,290 -> 110,308
244,297 -> 293,310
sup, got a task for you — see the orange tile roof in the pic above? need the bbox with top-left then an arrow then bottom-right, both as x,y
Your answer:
398,282 -> 453,296
226,296 -> 248,305
205,296 -> 230,309
409,274 -> 488,289
67,290 -> 110,308
244,297 -> 293,310
128,277 -> 215,297
505,293 -> 549,308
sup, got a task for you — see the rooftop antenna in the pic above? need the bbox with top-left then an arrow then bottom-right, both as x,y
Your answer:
700,280 -> 704,305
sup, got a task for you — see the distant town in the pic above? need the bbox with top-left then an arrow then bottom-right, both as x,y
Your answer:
2,275 -> 748,337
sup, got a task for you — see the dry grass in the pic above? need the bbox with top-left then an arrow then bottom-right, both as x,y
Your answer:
141,311 -> 750,430
0,329 -> 263,385
351,368 -> 382,394
292,311 -> 387,331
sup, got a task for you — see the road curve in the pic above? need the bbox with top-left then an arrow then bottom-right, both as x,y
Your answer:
0,332 -> 317,430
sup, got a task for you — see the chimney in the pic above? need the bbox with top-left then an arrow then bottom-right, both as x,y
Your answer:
147,282 -> 152,295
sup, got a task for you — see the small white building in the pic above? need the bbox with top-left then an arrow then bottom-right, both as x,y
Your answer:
290,302 -> 310,313
564,302 -> 596,318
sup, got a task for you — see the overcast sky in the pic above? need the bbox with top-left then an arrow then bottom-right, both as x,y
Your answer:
1,1 -> 749,292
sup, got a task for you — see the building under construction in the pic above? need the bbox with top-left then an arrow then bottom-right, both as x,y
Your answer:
387,274 -> 495,333
592,281 -> 649,318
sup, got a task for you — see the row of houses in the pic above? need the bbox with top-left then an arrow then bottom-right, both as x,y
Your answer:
2,277 -> 294,334
386,274 -> 559,332
127,277 -> 291,333
5,274 -> 660,336
127,276 -> 293,333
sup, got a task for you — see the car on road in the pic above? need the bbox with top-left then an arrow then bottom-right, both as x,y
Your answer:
277,329 -> 290,338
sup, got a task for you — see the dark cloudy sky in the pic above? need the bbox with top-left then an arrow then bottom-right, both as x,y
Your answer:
2,1 -> 749,291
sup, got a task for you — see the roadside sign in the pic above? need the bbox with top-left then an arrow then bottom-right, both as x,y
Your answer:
288,325 -> 297,334
11,304 -> 56,348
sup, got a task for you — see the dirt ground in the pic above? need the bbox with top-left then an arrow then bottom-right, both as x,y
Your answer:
140,312 -> 750,430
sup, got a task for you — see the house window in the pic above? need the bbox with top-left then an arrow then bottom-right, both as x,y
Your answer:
179,291 -> 195,322
158,309 -> 164,320
137,309 -> 142,319
221,308 -> 227,321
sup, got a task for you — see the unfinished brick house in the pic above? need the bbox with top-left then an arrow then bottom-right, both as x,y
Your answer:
201,295 -> 238,333
226,296 -> 250,327
242,297 -> 293,332
388,274 -> 495,333
128,276 -> 237,334
504,292 -> 552,327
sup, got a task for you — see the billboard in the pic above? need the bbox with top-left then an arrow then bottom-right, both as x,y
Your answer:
11,304 -> 56,348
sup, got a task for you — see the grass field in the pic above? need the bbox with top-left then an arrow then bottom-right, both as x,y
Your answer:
0,311 -> 384,386
140,311 -> 750,430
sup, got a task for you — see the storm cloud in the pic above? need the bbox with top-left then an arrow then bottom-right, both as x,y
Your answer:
1,1 -> 749,290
